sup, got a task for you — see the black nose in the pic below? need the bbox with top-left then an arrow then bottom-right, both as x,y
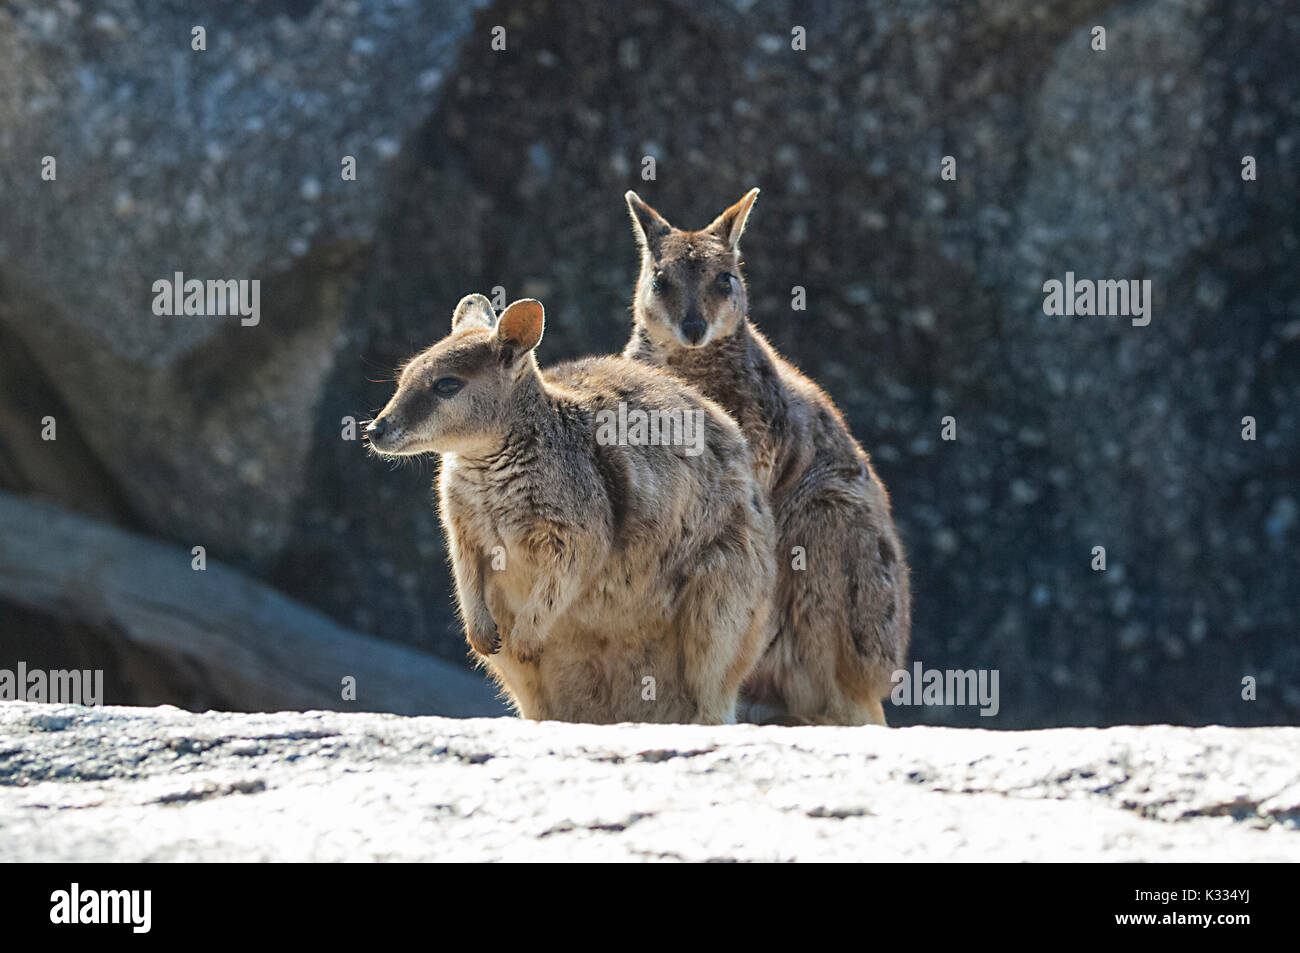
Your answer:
367,418 -> 388,438
682,317 -> 706,343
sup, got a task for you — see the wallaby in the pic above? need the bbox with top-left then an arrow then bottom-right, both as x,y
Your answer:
622,190 -> 910,726
368,295 -> 776,724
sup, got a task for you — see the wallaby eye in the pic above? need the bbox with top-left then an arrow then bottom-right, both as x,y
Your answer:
432,377 -> 464,397
650,273 -> 664,293
717,273 -> 734,294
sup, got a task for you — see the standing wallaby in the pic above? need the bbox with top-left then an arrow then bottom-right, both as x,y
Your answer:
368,294 -> 776,724
622,190 -> 910,726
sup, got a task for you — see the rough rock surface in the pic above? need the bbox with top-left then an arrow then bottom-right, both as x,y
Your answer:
0,0 -> 1297,727
0,0 -> 475,562
1,701 -> 1297,861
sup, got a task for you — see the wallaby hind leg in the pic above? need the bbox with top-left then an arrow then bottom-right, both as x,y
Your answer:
679,566 -> 772,725
770,498 -> 905,726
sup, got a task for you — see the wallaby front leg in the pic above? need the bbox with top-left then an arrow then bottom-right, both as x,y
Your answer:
507,530 -> 590,664
450,536 -> 500,657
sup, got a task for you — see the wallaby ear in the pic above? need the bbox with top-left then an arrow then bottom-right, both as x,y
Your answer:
625,190 -> 671,257
495,298 -> 545,357
451,293 -> 497,333
707,187 -> 759,251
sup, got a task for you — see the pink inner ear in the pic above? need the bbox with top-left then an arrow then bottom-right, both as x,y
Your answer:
498,301 -> 544,350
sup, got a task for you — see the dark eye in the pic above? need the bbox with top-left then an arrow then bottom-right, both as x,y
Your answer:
432,377 -> 464,396
717,273 -> 734,294
650,273 -> 664,292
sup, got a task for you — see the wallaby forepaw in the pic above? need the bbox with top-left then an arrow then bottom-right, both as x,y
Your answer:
511,640 -> 543,664
467,626 -> 500,657
509,622 -> 545,664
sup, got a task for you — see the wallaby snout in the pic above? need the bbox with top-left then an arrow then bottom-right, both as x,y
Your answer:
681,301 -> 707,344
364,415 -> 399,452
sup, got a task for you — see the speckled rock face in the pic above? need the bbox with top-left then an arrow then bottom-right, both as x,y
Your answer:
0,1 -> 1296,727
1,702 -> 1298,861
0,0 -> 474,565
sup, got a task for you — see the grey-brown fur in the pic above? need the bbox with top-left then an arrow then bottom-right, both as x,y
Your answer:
369,294 -> 776,724
622,190 -> 910,726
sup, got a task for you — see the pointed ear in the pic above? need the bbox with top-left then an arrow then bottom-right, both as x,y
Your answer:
495,298 -> 545,358
625,190 -> 671,258
707,187 -> 759,251
451,293 -> 497,333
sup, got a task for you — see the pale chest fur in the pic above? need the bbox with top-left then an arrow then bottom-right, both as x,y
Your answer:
439,456 -> 545,618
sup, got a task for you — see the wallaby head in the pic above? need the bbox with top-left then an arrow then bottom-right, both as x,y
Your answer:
367,294 -> 545,457
626,188 -> 759,350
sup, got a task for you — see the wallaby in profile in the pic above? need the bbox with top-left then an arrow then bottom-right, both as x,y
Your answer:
368,295 -> 776,724
622,190 -> 910,726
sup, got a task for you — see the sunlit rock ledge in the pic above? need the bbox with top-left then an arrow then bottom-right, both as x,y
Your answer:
1,701 -> 1297,862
